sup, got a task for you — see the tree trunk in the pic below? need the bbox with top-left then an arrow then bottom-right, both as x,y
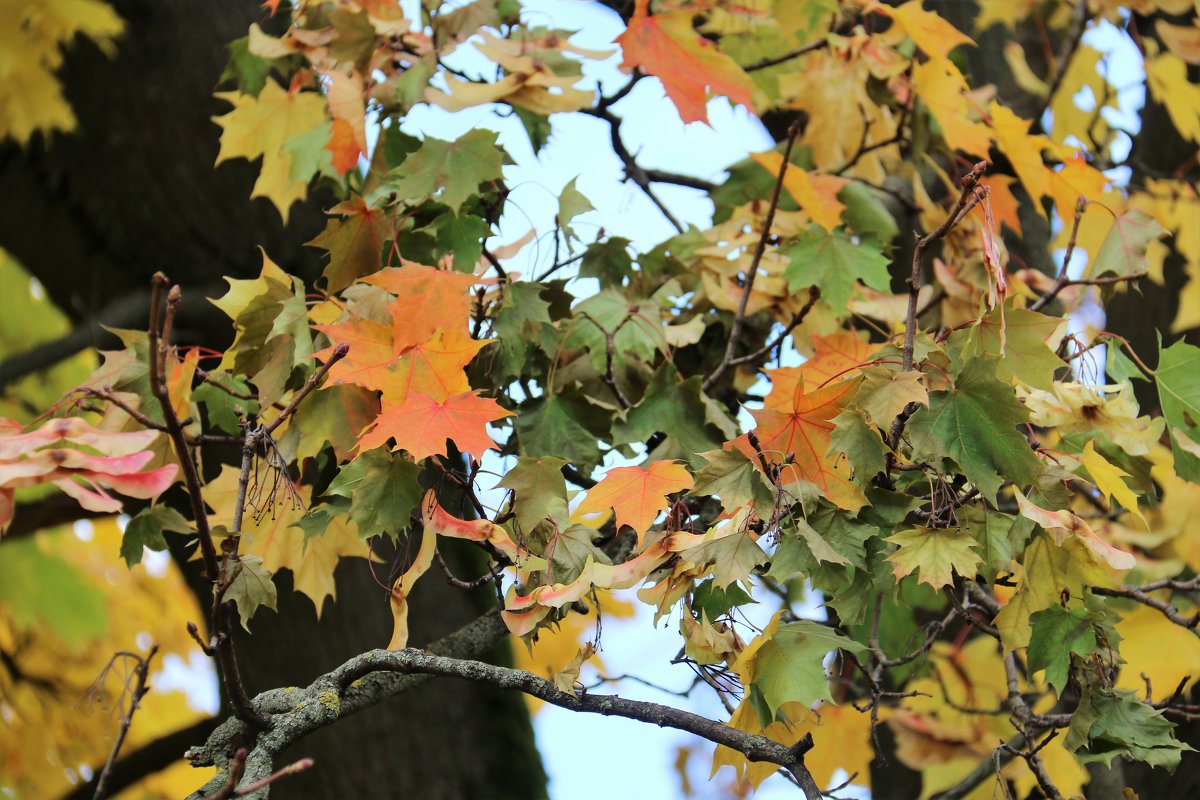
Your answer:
0,2 -> 546,797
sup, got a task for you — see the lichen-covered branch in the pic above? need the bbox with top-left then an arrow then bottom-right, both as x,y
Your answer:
184,609 -> 821,799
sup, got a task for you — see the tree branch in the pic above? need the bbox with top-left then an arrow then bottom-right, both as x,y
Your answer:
184,608 -> 822,799
703,121 -> 802,393
92,646 -> 158,800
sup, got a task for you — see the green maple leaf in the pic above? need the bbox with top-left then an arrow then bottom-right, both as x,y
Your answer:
677,528 -> 768,589
613,366 -> 737,468
956,305 -> 1067,391
1027,605 -> 1098,694
121,506 -> 192,566
557,176 -> 594,242
692,579 -> 756,619
907,357 -> 1041,501
783,226 -> 891,310
547,525 -> 611,583
326,450 -> 422,537
514,392 -> 609,471
564,288 -> 666,371
225,555 -> 278,631
884,526 -> 982,590
431,212 -> 489,272
497,455 -> 571,533
960,506 -> 1030,575
579,238 -> 634,284
291,384 -> 380,462
1068,690 -> 1192,771
308,200 -> 391,292
193,373 -> 259,434
376,129 -> 507,212
749,620 -> 865,713
1092,210 -> 1167,278
689,447 -> 776,517
1156,340 -> 1200,483
994,535 -> 1113,651
829,409 -> 888,484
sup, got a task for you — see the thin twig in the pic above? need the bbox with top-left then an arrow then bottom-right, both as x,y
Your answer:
703,121 -> 802,393
264,343 -> 349,436
145,274 -> 268,731
743,38 -> 828,71
1031,0 -> 1091,134
93,646 -> 158,800
581,107 -> 684,232
434,549 -> 504,590
1029,196 -> 1086,312
729,287 -> 821,367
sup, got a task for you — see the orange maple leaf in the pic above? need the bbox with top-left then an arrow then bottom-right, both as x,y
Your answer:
361,263 -> 477,352
738,378 -> 867,512
324,70 -> 366,174
764,332 -> 876,411
616,0 -> 755,125
314,317 -> 398,392
356,391 -> 512,460
574,460 -> 694,545
390,328 -> 492,404
315,319 -> 489,404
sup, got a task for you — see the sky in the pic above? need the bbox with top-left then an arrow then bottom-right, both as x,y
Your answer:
138,2 -> 1149,798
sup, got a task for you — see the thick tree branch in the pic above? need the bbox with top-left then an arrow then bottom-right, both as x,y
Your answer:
185,608 -> 821,798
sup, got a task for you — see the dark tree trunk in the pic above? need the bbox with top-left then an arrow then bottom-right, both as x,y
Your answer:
0,2 -> 546,797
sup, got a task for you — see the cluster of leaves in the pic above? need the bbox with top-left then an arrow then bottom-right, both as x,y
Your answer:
5,0 -> 1200,798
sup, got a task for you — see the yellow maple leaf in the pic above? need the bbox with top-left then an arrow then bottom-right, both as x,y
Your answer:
203,464 -> 372,617
0,0 -> 123,144
912,56 -> 992,156
750,150 -> 848,232
1146,51 -> 1200,143
213,80 -> 329,222
1080,440 -> 1146,527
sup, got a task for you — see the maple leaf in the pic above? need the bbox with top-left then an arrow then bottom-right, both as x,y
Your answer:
783,226 -> 891,311
574,460 -> 694,545
375,129 -> 507,212
671,525 -> 768,589
854,367 -> 928,427
750,150 -> 847,232
1157,340 -> 1200,482
1079,441 -> 1145,527
885,526 -> 983,590
308,197 -> 392,292
361,263 -> 477,351
911,56 -> 991,155
203,465 -> 371,616
908,358 -> 1042,501
1014,489 -> 1135,570
740,378 -> 868,512
616,0 -> 756,125
356,391 -> 512,460
1092,209 -> 1168,279
213,80 -> 329,221
959,305 -> 1068,391
422,491 -> 546,572
323,69 -> 367,173
875,1 -> 975,59
733,612 -> 865,714
764,334 -> 876,404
